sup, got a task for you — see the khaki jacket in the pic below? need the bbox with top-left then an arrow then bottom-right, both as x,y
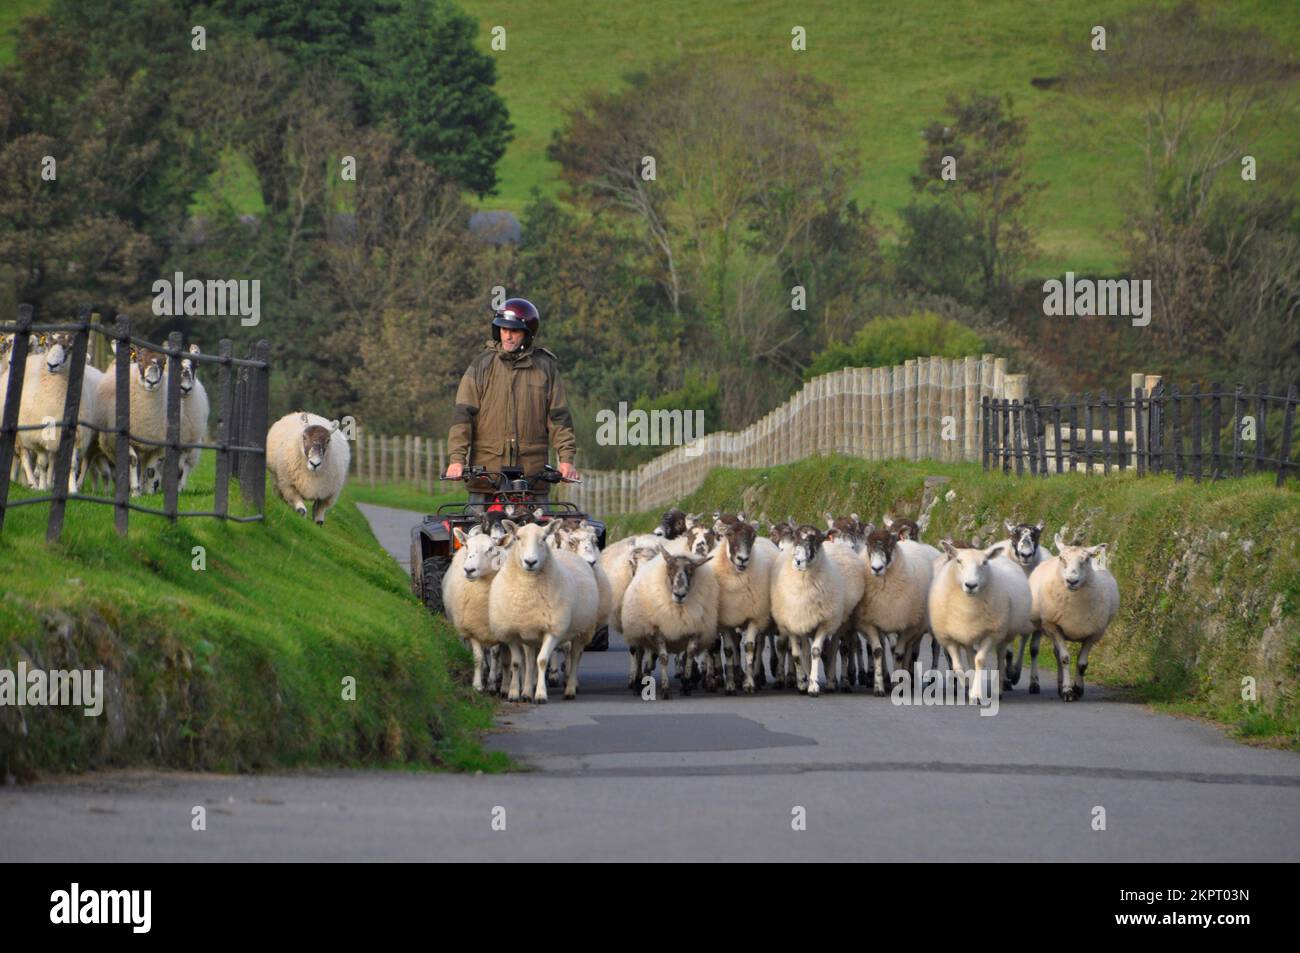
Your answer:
448,340 -> 577,487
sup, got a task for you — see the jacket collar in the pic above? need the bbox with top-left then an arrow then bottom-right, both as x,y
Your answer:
487,339 -> 534,367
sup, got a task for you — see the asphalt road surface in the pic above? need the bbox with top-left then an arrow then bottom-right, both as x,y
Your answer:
3,503 -> 1297,862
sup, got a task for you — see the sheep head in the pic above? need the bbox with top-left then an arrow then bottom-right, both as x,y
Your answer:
721,520 -> 756,570
654,507 -> 687,540
132,347 -> 166,391
865,528 -> 901,577
1053,537 -> 1107,590
941,541 -> 1007,595
656,545 -> 708,604
791,525 -> 826,572
179,344 -> 200,397
297,415 -> 335,471
42,332 -> 75,375
454,528 -> 502,580
504,519 -> 556,573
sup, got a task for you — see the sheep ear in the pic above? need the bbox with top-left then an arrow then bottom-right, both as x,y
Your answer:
542,518 -> 560,537
737,511 -> 747,523
984,543 -> 1007,561
329,419 -> 339,433
1087,543 -> 1107,561
1054,531 -> 1066,554
1005,519 -> 1016,534
453,527 -> 469,545
501,519 -> 518,535
849,512 -> 860,523
824,511 -> 834,529
883,512 -> 894,527
1035,519 -> 1045,531
533,507 -> 544,519
655,544 -> 670,562
300,412 -> 309,425
941,540 -> 958,559
467,525 -> 483,537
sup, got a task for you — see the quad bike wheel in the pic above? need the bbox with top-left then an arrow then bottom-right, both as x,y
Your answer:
421,556 -> 451,615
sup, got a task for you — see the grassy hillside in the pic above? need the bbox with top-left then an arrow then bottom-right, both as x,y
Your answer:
0,454 -> 507,779
5,1 -> 1297,274
458,0 -> 1300,273
607,455 -> 1300,747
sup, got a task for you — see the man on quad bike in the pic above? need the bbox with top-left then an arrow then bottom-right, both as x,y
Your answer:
444,297 -> 579,502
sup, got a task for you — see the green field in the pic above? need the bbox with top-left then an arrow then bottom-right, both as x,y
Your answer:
457,0 -> 1300,272
0,453 -> 507,778
607,455 -> 1300,747
4,1 -> 1297,275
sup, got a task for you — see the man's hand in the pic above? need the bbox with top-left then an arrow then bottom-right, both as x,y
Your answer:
559,461 -> 579,481
445,462 -> 463,479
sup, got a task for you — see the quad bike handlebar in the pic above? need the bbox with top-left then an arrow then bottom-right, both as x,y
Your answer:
441,464 -> 582,490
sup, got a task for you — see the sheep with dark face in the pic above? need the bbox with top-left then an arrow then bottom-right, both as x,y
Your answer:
654,507 -> 688,541
855,526 -> 936,695
883,513 -> 923,543
266,411 -> 350,524
770,525 -> 847,696
620,545 -> 718,699
995,519 -> 1049,689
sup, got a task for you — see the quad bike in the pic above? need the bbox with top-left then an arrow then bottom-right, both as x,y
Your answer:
409,464 -> 610,649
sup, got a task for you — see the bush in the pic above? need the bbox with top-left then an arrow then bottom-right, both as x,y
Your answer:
805,311 -> 987,379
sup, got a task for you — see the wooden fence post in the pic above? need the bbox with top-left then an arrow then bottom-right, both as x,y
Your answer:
214,339 -> 234,517
45,306 -> 92,541
113,314 -> 132,535
1277,385 -> 1296,488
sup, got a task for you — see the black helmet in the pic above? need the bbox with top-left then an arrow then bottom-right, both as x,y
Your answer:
491,297 -> 540,344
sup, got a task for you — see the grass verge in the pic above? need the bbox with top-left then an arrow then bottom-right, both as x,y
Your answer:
0,455 -> 509,780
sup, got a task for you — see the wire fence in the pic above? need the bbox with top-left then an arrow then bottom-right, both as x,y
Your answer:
0,303 -> 271,541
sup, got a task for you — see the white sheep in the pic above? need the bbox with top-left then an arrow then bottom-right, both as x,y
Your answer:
612,543 -> 663,690
855,527 -> 936,695
547,517 -> 612,692
265,411 -> 350,524
96,343 -> 168,496
489,519 -> 599,703
620,545 -> 719,699
769,524 -> 847,697
16,332 -> 100,494
995,519 -> 1049,688
177,344 -> 209,491
1029,533 -> 1119,701
442,527 -> 507,693
928,540 -> 1031,702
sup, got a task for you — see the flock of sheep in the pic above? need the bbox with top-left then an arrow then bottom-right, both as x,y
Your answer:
2,331 -> 349,522
445,506 -> 1120,706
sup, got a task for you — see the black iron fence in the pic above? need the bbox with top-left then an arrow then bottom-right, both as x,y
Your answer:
982,382 -> 1299,486
0,303 -> 271,541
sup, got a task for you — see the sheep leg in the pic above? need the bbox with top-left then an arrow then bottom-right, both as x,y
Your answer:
752,630 -> 767,687
628,644 -> 642,691
312,495 -> 337,525
1050,629 -> 1072,699
865,627 -> 887,697
546,647 -> 562,687
1068,634 -> 1100,702
790,634 -> 809,693
741,621 -> 760,695
506,642 -> 524,701
656,636 -> 671,700
808,629 -> 831,697
20,447 -> 39,488
1007,633 -> 1030,689
1027,630 -> 1043,694
971,641 -> 994,704
768,635 -> 782,688
522,643 -> 539,701
564,639 -> 585,700
722,629 -> 739,695
533,634 -> 560,704
469,639 -> 485,692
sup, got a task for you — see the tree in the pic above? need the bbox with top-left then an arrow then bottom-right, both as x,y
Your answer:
904,93 -> 1041,308
1057,2 -> 1296,356
207,0 -> 511,197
